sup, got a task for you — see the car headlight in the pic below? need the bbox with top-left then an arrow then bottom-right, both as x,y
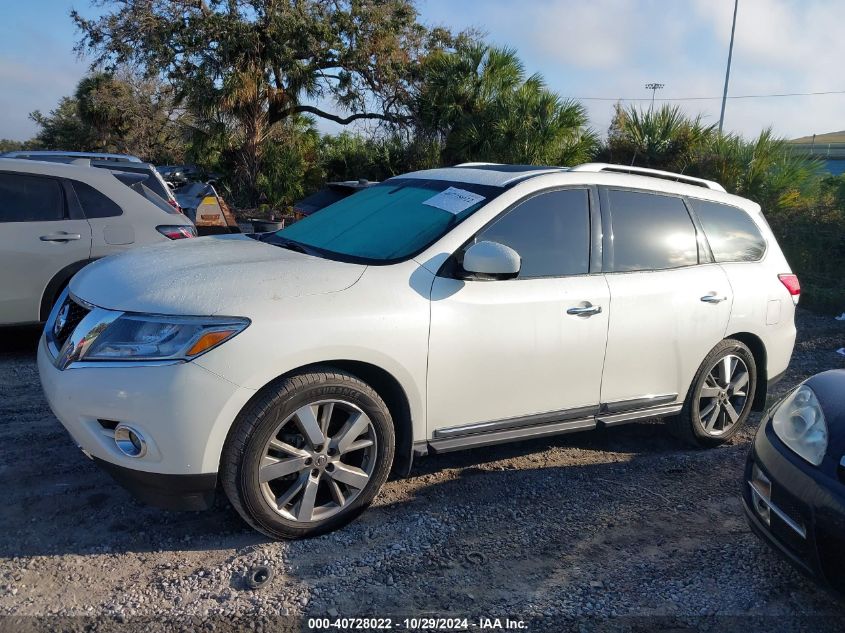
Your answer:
83,314 -> 249,362
771,385 -> 828,466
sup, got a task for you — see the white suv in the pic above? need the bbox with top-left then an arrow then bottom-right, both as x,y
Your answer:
38,163 -> 798,538
0,158 -> 195,325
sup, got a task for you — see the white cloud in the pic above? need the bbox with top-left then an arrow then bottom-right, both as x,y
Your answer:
451,0 -> 845,139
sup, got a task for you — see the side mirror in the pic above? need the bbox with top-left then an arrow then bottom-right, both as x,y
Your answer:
462,241 -> 521,279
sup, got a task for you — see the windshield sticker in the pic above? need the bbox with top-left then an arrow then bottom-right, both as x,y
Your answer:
422,187 -> 486,215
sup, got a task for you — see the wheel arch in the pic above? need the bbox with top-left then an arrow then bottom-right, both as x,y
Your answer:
38,259 -> 93,322
225,360 -> 416,478
725,331 -> 768,411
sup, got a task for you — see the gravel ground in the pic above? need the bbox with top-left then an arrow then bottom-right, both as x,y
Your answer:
0,309 -> 844,632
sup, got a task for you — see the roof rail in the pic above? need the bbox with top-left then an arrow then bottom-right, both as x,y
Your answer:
571,163 -> 726,192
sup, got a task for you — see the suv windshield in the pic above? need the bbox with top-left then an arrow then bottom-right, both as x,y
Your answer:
270,178 -> 499,263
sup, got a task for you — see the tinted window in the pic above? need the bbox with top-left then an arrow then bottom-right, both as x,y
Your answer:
474,189 -> 590,278
130,182 -> 178,214
0,173 -> 64,222
608,190 -> 698,272
71,180 -> 123,218
97,164 -> 171,200
690,198 -> 766,262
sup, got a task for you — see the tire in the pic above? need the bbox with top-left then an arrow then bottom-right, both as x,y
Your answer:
221,367 -> 395,539
668,338 -> 757,448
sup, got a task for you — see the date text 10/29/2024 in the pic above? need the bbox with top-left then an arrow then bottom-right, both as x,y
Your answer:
307,617 -> 528,630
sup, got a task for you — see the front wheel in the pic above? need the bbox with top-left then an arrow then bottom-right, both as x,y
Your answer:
221,368 -> 395,539
669,339 -> 757,447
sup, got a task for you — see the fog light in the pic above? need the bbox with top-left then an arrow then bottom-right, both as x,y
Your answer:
750,464 -> 772,526
114,425 -> 147,458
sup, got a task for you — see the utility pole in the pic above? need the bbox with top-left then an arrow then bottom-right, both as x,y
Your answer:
645,83 -> 664,110
718,0 -> 739,133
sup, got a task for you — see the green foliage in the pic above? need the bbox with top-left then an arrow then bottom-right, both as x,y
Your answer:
602,104 -> 823,214
691,129 -> 823,214
414,43 -> 597,165
319,132 -> 439,182
29,71 -> 186,164
71,0 -> 465,204
73,0 -> 460,129
0,138 -> 41,153
602,103 -> 714,172
255,117 -> 322,208
766,208 -> 845,313
29,97 -> 93,152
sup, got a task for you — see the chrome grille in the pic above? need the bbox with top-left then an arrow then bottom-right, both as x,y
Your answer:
51,295 -> 90,350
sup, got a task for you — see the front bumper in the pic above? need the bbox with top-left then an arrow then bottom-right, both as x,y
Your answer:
38,336 -> 256,509
94,457 -> 217,510
743,419 -> 845,592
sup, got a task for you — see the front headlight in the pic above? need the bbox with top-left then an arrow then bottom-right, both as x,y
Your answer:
771,385 -> 828,466
84,314 -> 250,362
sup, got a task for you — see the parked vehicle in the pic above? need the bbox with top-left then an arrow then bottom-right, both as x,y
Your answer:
157,164 -> 201,186
744,369 -> 845,592
38,162 -> 798,539
1,150 -> 142,164
292,179 -> 376,219
0,158 -> 196,326
83,160 -> 181,213
6,153 -> 181,213
173,181 -> 240,235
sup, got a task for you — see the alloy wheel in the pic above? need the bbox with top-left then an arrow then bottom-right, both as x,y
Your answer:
697,354 -> 751,436
258,399 -> 377,523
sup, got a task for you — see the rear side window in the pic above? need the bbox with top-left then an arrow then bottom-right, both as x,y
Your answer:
97,164 -> 172,201
607,189 -> 698,272
689,199 -> 766,262
71,180 -> 123,218
0,172 -> 64,222
130,182 -> 180,214
475,189 -> 591,278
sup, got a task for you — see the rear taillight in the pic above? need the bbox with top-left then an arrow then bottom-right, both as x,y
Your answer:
778,273 -> 800,304
168,199 -> 184,214
157,225 -> 197,240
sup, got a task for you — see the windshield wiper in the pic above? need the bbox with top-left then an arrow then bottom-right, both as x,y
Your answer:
262,234 -> 319,256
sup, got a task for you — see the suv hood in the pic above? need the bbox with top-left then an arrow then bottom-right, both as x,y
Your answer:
70,235 -> 366,315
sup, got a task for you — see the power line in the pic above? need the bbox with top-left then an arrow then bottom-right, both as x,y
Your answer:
570,89 -> 845,102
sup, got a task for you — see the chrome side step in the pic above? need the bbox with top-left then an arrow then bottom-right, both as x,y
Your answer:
427,399 -> 681,454
597,403 -> 682,426
428,417 -> 596,454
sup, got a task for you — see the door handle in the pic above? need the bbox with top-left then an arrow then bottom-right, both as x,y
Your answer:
40,233 -> 82,242
567,304 -> 602,316
700,294 -> 727,304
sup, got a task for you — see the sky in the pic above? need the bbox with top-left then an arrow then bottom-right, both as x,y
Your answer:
0,0 -> 842,142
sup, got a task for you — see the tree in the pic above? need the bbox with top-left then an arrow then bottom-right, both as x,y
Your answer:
602,103 -> 714,172
73,0 -> 462,203
319,131 -> 438,182
73,0 -> 458,129
413,43 -> 597,165
691,129 -> 822,213
0,139 -> 41,153
30,71 -> 187,163
29,97 -> 93,151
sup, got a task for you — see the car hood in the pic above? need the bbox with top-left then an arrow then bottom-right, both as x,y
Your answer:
70,235 -> 367,315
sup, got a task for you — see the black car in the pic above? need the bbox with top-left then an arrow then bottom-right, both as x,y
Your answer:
743,369 -> 845,592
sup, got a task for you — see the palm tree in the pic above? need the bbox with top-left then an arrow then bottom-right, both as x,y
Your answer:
414,43 -> 597,165
692,128 -> 822,212
603,103 -> 714,172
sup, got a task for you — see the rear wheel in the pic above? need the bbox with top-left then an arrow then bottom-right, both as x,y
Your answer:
221,368 -> 394,539
669,339 -> 757,447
